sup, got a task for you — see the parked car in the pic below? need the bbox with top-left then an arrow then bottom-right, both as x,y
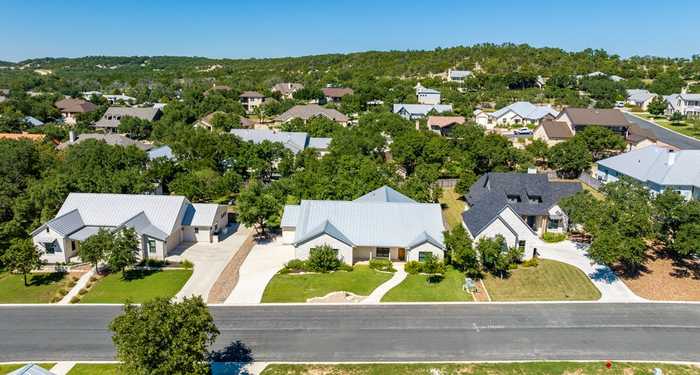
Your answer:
513,127 -> 533,136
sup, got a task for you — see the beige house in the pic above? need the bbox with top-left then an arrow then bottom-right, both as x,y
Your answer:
196,112 -> 255,131
321,87 -> 353,104
55,98 -> 97,125
533,120 -> 574,146
239,91 -> 265,113
274,104 -> 349,125
271,82 -> 304,99
427,115 -> 465,135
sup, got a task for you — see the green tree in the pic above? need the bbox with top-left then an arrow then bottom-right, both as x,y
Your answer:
110,296 -> 219,375
575,126 -> 626,160
454,170 -> 477,195
673,223 -> 700,257
476,236 -> 510,278
647,96 -> 668,116
443,226 -> 478,275
236,181 -> 281,236
79,228 -> 113,272
421,254 -> 446,283
1,238 -> 45,286
548,139 -> 592,179
108,228 -> 139,275
525,139 -> 549,165
117,116 -> 153,140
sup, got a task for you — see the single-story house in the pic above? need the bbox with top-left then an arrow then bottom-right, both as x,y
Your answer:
476,101 -> 558,128
281,186 -> 445,265
554,107 -> 632,138
239,91 -> 265,113
93,106 -> 162,132
230,129 -> 331,155
533,120 -> 574,146
447,69 -> 472,82
393,104 -> 453,120
274,104 -> 349,125
596,146 -> 700,200
271,82 -> 304,99
55,98 -> 97,125
195,112 -> 255,130
462,172 -> 581,258
427,115 -> 465,136
416,84 -> 441,105
321,87 -> 353,103
31,193 -> 228,263
57,132 -> 153,151
626,89 -> 657,110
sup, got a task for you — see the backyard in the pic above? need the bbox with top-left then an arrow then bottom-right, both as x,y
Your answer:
260,362 -> 700,375
0,271 -> 72,303
439,187 -> 466,230
483,259 -> 601,301
79,269 -> 192,304
382,267 -> 472,302
261,265 -> 392,303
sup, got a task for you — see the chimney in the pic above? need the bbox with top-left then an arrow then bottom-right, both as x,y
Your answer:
667,150 -> 676,166
69,130 -> 76,143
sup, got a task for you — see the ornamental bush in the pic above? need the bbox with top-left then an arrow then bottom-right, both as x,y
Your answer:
404,261 -> 423,275
369,259 -> 395,272
542,232 -> 567,243
307,245 -> 341,273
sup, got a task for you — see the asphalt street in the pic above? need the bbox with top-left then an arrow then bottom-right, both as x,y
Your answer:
624,112 -> 700,149
1,303 -> 699,363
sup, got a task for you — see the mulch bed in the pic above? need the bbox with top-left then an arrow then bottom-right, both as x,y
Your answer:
618,248 -> 700,301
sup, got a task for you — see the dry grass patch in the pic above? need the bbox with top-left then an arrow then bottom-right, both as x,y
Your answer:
620,249 -> 700,301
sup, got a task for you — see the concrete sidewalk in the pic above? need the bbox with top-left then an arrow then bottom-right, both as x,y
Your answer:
59,270 -> 93,304
225,237 -> 294,304
536,241 -> 646,302
361,263 -> 406,304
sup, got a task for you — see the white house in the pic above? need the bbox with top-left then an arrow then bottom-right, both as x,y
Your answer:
665,92 -> 700,118
462,173 -> 581,258
415,84 -> 441,105
281,186 -> 445,265
31,193 -> 228,264
626,89 -> 657,110
393,104 -> 453,120
596,146 -> 700,200
477,101 -> 558,128
447,69 -> 473,82
239,91 -> 265,113
230,129 -> 331,155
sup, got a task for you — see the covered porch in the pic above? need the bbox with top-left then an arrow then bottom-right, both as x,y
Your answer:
352,246 -> 406,263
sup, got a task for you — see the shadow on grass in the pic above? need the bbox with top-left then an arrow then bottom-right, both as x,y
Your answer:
28,272 -> 66,286
122,269 -> 160,282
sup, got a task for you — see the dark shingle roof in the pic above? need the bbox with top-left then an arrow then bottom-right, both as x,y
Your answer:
462,173 -> 581,236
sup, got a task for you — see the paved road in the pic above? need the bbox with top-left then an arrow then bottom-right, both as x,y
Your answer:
624,112 -> 700,149
2,304 -> 699,362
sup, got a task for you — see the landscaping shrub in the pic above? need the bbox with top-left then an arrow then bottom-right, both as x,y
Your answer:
67,280 -> 77,288
71,275 -> 80,282
50,295 -> 62,303
86,281 -> 93,289
90,275 -> 99,282
307,245 -> 341,272
542,232 -> 567,243
141,259 -> 167,268
78,288 -> 88,295
181,260 -> 194,269
337,263 -> 353,272
522,258 -> 539,268
404,261 -> 423,275
281,259 -> 308,273
369,259 -> 395,272
58,288 -> 69,296
70,296 -> 80,303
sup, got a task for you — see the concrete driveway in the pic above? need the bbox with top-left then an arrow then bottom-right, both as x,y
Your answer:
168,225 -> 252,301
536,240 -> 646,302
225,236 -> 294,304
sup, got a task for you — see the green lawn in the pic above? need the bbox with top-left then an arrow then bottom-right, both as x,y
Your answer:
79,269 -> 192,304
261,265 -> 392,303
67,364 -> 120,375
439,187 -> 466,230
0,271 -> 70,303
261,362 -> 700,375
483,259 -> 601,301
381,267 -> 472,302
0,363 -> 55,374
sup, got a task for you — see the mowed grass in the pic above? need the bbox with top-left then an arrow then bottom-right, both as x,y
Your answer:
439,187 -> 466,230
260,362 -> 700,375
0,363 -> 55,374
80,269 -> 192,304
261,265 -> 392,303
483,259 -> 601,301
382,267 -> 472,302
0,271 -> 70,303
67,364 -> 120,375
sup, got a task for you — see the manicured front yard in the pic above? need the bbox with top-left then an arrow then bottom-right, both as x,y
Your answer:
260,362 -> 700,375
439,187 -> 466,230
80,269 -> 192,304
483,259 -> 600,301
381,267 -> 472,302
0,363 -> 55,374
261,265 -> 392,303
0,271 -> 71,303
67,364 -> 120,375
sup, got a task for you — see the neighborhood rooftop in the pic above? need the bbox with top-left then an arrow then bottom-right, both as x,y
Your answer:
597,146 -> 700,188
274,104 -> 349,123
491,101 -> 558,120
94,106 -> 162,129
230,128 -> 331,154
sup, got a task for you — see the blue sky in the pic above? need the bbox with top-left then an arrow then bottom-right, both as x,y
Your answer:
1,0 -> 698,61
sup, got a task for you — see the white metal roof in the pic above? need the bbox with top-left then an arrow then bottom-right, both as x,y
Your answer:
597,146 -> 700,188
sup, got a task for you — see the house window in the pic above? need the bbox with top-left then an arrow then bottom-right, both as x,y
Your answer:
194,228 -> 199,234
528,195 -> 542,204
518,240 -> 526,250
376,247 -> 390,258
548,218 -> 561,230
71,241 -> 76,251
418,251 -> 432,262
507,194 -> 521,203
44,242 -> 57,254
147,239 -> 156,254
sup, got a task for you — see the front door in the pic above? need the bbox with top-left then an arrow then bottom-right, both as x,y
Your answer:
398,248 -> 406,261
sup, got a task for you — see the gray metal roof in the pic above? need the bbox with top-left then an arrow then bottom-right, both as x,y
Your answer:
626,89 -> 656,103
393,104 -> 453,116
231,129 -> 318,154
7,364 -> 55,375
285,194 -> 444,249
43,209 -> 85,236
181,203 -> 224,227
281,205 -> 300,227
354,186 -> 416,203
147,145 -> 175,160
597,146 -> 700,188
463,173 -> 581,236
68,226 -> 110,241
307,137 -> 332,150
491,101 -> 559,120
94,106 -> 161,129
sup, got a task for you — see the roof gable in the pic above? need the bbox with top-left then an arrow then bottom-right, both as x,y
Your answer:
354,186 -> 417,203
